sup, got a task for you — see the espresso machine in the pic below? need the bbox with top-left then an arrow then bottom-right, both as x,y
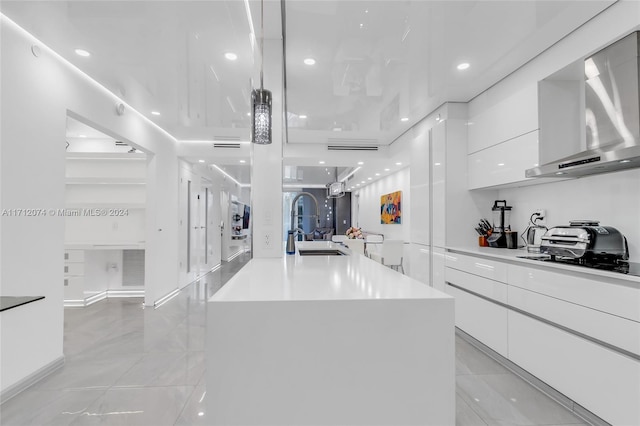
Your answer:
487,200 -> 512,248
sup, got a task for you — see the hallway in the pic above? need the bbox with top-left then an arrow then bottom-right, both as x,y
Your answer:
1,253 -> 586,425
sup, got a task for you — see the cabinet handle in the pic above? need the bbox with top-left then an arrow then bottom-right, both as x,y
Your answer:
64,253 -> 69,260
64,266 -> 69,273
64,279 -> 69,286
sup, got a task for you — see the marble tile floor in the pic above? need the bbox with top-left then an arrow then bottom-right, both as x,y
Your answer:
1,252 -> 588,426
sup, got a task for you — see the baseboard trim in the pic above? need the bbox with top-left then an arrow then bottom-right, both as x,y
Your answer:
1,356 -> 65,405
455,328 -> 610,426
226,248 -> 246,262
107,289 -> 144,298
84,291 -> 108,306
64,289 -> 143,307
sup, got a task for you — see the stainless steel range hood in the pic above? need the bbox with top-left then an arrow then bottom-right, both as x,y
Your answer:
527,32 -> 640,178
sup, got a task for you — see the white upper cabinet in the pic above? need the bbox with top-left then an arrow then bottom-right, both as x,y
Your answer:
468,84 -> 538,155
467,131 -> 540,189
467,84 -> 544,189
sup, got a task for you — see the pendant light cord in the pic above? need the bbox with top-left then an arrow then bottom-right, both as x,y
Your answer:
260,0 -> 264,90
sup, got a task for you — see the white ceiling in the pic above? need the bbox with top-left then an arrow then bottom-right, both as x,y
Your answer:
1,0 -> 616,186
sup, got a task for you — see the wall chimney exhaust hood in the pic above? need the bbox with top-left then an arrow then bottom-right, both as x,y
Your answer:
527,32 -> 640,178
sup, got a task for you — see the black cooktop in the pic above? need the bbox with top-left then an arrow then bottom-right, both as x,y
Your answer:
516,255 -> 640,277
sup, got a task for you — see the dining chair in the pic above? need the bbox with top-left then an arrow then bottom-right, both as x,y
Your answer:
345,238 -> 365,255
331,235 -> 348,243
369,239 -> 404,273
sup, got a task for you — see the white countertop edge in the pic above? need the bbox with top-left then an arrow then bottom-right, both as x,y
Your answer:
210,242 -> 454,302
446,245 -> 640,285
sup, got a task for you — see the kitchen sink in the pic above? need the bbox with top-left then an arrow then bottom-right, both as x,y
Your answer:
516,255 -> 552,260
298,249 -> 346,256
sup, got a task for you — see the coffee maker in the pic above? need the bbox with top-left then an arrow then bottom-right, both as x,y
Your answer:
487,200 -> 512,248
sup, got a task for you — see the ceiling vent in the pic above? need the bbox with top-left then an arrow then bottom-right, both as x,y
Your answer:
213,143 -> 241,149
327,145 -> 379,151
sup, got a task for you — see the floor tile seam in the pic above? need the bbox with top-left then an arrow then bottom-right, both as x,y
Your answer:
171,385 -> 200,426
455,390 -> 490,426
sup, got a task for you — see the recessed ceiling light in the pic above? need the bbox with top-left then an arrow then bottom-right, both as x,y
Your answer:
365,9 -> 369,13
497,163 -> 505,166
225,52 -> 238,61
304,58 -> 316,65
239,160 -> 246,163
400,117 -> 409,122
434,162 -> 441,166
359,23 -> 364,29
396,162 -> 402,166
357,161 -> 364,165
319,160 -> 325,164
78,134 -> 86,138
620,159 -> 632,163
299,115 -> 307,119
361,181 -> 365,184
198,160 -> 205,163
457,62 -> 470,70
74,48 -> 90,57
375,173 -> 380,176
151,111 -> 160,116
246,112 -> 251,116
367,177 -> 372,180
384,168 -> 390,171
356,184 -> 360,186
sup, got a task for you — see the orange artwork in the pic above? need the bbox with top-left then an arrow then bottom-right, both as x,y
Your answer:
380,191 -> 402,224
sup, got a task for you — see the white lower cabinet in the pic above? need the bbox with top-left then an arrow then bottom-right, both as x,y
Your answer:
64,250 -> 85,302
508,310 -> 640,426
432,247 -> 446,292
445,283 -> 508,357
407,243 -> 430,285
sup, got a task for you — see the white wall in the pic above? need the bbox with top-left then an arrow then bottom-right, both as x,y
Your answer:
354,167 -> 411,242
1,17 -> 179,394
499,169 -> 640,262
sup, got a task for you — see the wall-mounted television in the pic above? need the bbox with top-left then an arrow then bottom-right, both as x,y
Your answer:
242,205 -> 251,229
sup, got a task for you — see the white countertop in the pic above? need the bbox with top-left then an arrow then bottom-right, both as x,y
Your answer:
447,245 -> 640,284
210,241 -> 451,302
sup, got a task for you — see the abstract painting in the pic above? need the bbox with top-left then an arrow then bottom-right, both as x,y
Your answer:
380,191 -> 402,224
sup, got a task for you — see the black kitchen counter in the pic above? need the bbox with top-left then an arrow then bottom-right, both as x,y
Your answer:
0,296 -> 45,312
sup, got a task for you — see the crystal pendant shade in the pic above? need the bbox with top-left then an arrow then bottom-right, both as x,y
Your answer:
251,88 -> 272,145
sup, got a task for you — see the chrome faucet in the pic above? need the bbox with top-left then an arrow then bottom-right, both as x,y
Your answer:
290,192 -> 319,234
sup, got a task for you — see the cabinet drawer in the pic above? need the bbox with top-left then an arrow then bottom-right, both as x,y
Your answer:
446,267 -> 507,303
508,310 -> 640,426
445,284 -> 508,357
64,262 -> 84,276
508,285 -> 640,356
64,250 -> 85,263
508,264 -> 640,323
445,251 -> 507,283
63,276 -> 84,301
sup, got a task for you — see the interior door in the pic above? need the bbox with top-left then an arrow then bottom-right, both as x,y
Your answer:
206,186 -> 222,268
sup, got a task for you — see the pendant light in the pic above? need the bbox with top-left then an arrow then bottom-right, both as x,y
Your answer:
251,0 -> 272,144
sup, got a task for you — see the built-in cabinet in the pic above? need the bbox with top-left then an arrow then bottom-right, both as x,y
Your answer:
64,153 -> 146,305
408,103 -> 487,286
444,249 -> 640,425
467,84 -> 540,189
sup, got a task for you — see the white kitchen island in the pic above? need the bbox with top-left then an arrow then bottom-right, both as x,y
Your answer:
206,241 -> 454,425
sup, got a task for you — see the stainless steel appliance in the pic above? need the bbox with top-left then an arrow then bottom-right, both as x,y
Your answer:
523,212 -> 548,253
540,220 -> 629,262
527,31 -> 640,178
487,200 -> 512,248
